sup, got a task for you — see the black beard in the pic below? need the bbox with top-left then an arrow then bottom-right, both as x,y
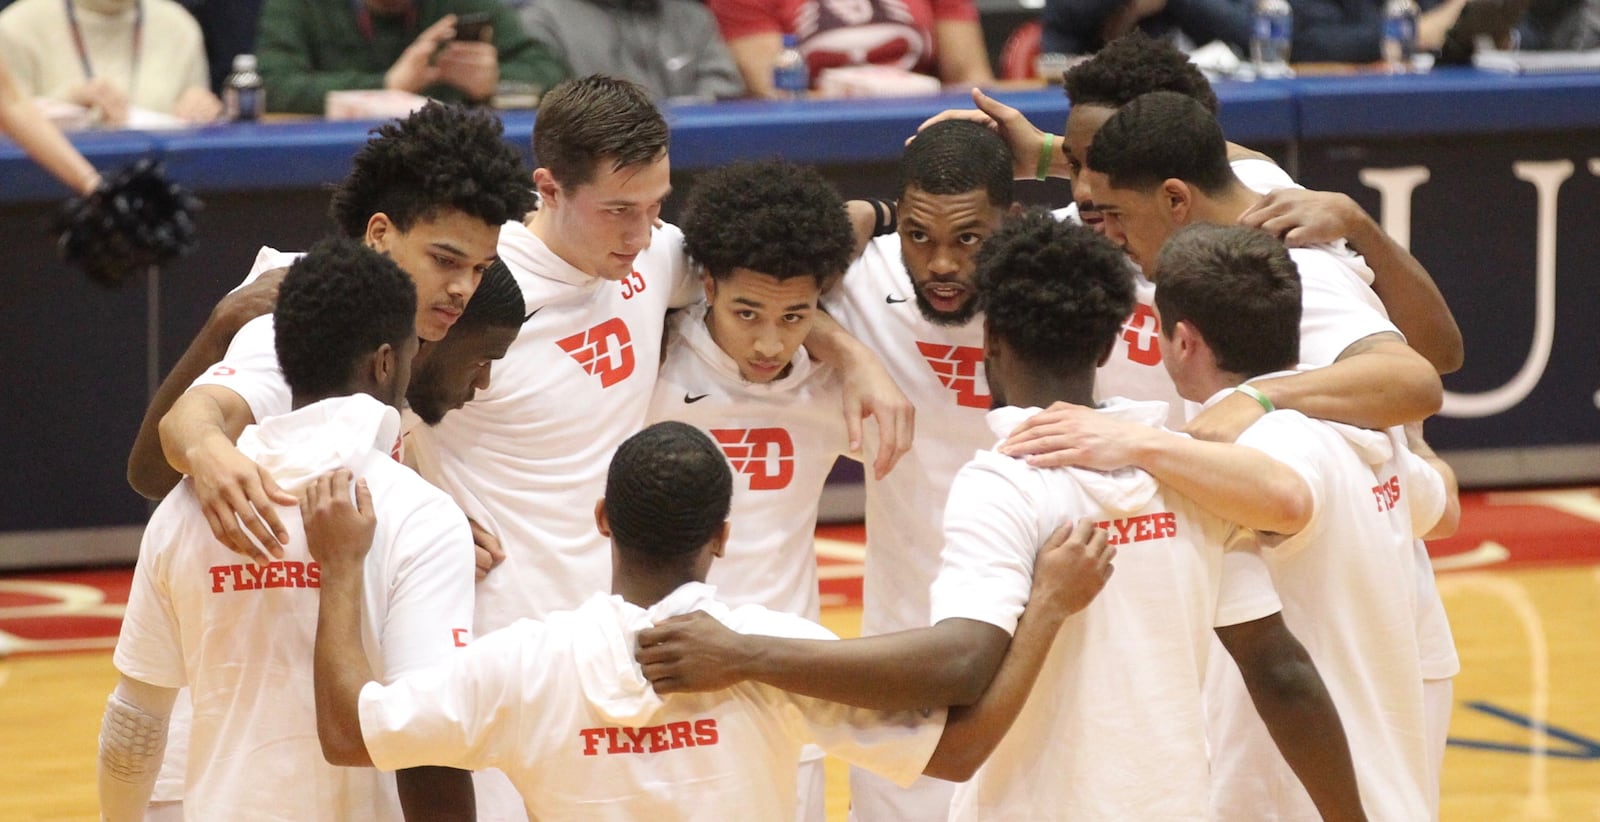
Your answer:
913,287 -> 980,327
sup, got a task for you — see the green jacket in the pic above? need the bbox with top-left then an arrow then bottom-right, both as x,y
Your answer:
256,0 -> 569,114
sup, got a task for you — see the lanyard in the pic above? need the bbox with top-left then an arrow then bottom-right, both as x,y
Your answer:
351,0 -> 418,42
63,0 -> 142,96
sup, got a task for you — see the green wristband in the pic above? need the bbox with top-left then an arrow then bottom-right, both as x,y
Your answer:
1035,133 -> 1055,182
1234,383 -> 1275,413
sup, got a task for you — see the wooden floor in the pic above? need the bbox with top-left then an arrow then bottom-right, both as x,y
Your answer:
4,488 -> 1600,820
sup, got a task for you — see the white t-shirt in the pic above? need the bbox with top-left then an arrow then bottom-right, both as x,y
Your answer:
1208,397 -> 1447,822
422,220 -> 699,632
647,305 -> 850,620
114,394 -> 476,821
358,582 -> 947,821
187,246 -> 305,424
929,401 -> 1282,822
822,234 -> 995,637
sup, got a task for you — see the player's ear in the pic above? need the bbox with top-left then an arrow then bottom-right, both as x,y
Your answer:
593,498 -> 611,537
533,168 -> 562,208
701,272 -> 717,303
365,213 -> 394,252
1162,179 -> 1193,223
710,522 -> 729,559
372,342 -> 397,388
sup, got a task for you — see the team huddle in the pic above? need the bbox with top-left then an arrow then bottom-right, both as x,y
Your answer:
99,32 -> 1465,822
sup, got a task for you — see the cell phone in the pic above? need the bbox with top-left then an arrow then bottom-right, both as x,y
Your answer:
453,12 -> 493,42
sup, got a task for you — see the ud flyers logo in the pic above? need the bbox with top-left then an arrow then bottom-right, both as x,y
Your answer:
556,318 -> 635,387
916,342 -> 991,409
711,428 -> 795,491
1121,304 -> 1161,366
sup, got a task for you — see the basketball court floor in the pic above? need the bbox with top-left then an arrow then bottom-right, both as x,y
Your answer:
3,486 -> 1598,820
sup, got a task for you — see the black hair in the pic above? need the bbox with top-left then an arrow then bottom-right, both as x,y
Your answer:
1063,32 -> 1220,113
456,260 -> 528,331
605,421 -> 732,563
1086,91 -> 1233,195
899,119 -> 1014,207
275,237 -> 416,399
329,101 -> 534,239
1153,224 -> 1301,376
533,75 -> 670,188
976,209 -> 1134,374
682,160 -> 852,285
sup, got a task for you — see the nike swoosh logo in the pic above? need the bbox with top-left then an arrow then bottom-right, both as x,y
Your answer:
684,393 -> 710,403
524,306 -> 543,321
886,295 -> 908,304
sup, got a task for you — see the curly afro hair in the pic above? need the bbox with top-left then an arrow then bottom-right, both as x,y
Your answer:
275,237 -> 416,399
681,160 -> 852,285
976,209 -> 1134,374
605,421 -> 732,563
1063,32 -> 1219,114
329,101 -> 534,239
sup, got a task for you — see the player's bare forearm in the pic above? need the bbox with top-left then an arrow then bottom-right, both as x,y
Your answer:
129,330 -> 239,499
396,766 -> 475,821
1343,217 -> 1462,374
1216,615 -> 1368,822
314,561 -> 374,767
639,614 -> 1009,710
845,200 -> 878,259
1256,334 -> 1442,430
158,386 -> 253,477
1134,435 -> 1311,535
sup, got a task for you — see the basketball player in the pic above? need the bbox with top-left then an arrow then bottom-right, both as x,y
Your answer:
100,239 -> 476,821
638,213 -> 1367,821
307,421 -> 1115,820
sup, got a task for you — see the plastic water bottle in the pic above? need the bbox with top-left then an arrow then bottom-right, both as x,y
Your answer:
1382,0 -> 1420,72
772,34 -> 809,100
223,54 -> 265,122
1250,0 -> 1294,78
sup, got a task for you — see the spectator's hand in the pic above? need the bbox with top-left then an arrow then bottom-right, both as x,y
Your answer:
436,40 -> 500,101
913,88 -> 1050,182
301,469 -> 376,570
1030,520 -> 1115,619
189,438 -> 297,564
469,517 -> 506,582
173,86 -> 223,124
385,14 -> 457,94
636,611 -> 754,694
1239,188 -> 1367,247
68,78 -> 129,127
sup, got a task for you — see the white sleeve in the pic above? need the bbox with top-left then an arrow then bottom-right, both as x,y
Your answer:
360,624 -> 538,773
1214,537 -> 1283,629
1290,248 -> 1399,368
783,691 -> 947,788
377,491 -> 478,680
112,508 -> 187,689
927,459 -> 1040,636
1396,433 -> 1449,539
1232,158 -> 1300,194
187,314 -> 292,424
1233,412 -> 1325,560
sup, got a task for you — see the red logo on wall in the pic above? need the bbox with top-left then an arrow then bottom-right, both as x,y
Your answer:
711,428 -> 795,491
556,318 -> 635,387
917,342 -> 992,409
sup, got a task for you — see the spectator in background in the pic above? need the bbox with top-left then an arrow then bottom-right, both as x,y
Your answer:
520,0 -> 745,101
1040,0 -> 1255,56
0,52 -> 100,193
177,0 -> 266,93
1290,0 -> 1528,63
0,0 -> 221,126
709,0 -> 994,98
256,0 -> 568,114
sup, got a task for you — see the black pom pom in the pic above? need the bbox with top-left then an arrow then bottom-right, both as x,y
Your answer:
52,159 -> 203,288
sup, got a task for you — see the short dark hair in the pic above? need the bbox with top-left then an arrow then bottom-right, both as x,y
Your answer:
329,102 -> 534,239
275,237 -> 416,399
456,260 -> 528,332
534,75 -> 669,189
1087,91 -> 1233,195
1063,32 -> 1219,113
605,422 -> 732,564
682,161 -> 852,285
1154,224 -> 1301,377
976,209 -> 1134,374
900,119 -> 1014,207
